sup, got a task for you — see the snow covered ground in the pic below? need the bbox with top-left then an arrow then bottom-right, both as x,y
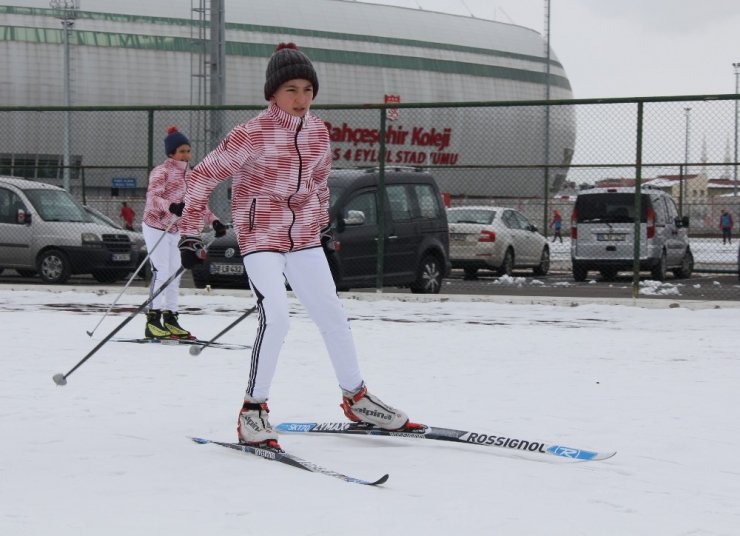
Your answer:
1,286 -> 739,535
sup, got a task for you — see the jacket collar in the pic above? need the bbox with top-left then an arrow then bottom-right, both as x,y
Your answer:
167,158 -> 190,171
266,102 -> 307,131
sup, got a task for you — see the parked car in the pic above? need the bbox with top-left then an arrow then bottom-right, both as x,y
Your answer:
192,167 -> 451,293
570,186 -> 693,281
83,205 -> 147,276
0,176 -> 137,283
447,206 -> 550,277
191,227 -> 248,289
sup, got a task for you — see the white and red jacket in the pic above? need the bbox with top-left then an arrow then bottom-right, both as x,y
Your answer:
143,158 -> 217,233
180,103 -> 331,255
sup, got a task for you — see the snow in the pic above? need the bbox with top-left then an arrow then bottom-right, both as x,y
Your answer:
2,286 -> 739,535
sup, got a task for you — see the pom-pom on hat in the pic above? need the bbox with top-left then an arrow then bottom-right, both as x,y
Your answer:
164,126 -> 190,156
264,42 -> 319,101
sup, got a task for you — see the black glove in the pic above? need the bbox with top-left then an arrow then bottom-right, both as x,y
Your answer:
169,202 -> 185,217
178,236 -> 206,269
320,225 -> 335,253
212,219 -> 227,238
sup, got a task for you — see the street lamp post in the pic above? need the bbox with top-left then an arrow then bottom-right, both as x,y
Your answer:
51,0 -> 78,192
682,107 -> 691,214
733,62 -> 739,197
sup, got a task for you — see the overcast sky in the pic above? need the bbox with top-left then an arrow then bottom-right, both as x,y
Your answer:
363,0 -> 740,99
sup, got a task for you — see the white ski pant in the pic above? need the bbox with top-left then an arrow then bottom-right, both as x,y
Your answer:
142,223 -> 183,313
244,248 -> 364,401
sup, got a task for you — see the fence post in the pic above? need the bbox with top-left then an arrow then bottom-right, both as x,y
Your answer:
632,101 -> 644,299
147,110 -> 154,172
375,108 -> 387,292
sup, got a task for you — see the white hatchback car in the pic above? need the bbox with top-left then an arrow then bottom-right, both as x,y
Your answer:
447,206 -> 550,277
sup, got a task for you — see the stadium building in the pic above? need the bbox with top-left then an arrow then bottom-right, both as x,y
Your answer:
0,0 -> 575,198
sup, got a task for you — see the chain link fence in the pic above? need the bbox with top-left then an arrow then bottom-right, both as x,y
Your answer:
1,94 -> 739,299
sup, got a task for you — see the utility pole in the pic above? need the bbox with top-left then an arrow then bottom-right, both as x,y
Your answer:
51,0 -> 78,192
733,62 -> 739,197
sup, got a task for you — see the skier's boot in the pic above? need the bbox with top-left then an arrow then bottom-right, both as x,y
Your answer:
340,382 -> 412,430
144,309 -> 172,339
162,310 -> 194,340
237,395 -> 281,450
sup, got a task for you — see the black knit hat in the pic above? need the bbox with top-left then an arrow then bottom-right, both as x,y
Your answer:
164,126 -> 190,156
264,43 -> 319,101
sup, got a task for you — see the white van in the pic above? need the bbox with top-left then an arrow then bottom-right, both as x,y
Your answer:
0,176 -> 137,283
570,186 -> 693,281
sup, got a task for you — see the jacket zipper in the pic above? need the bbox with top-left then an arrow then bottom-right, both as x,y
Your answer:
286,117 -> 304,251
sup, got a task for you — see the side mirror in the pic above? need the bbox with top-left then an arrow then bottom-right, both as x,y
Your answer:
17,209 -> 31,225
529,224 -> 538,233
343,209 -> 366,226
676,216 -> 689,228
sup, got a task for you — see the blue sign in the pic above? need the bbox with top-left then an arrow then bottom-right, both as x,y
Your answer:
112,177 -> 137,188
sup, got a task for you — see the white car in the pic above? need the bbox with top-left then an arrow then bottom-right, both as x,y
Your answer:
447,206 -> 550,277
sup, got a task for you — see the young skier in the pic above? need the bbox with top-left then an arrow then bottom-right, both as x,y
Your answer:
142,126 -> 225,339
178,43 -> 412,448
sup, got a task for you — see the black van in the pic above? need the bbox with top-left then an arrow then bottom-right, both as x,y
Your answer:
327,167 -> 451,293
193,167 -> 451,293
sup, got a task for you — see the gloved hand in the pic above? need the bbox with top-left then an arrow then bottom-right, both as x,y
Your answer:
178,236 -> 206,269
212,219 -> 227,238
320,225 -> 335,253
169,202 -> 185,217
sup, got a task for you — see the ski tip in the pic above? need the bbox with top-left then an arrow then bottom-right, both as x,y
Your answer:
373,473 -> 390,486
190,437 -> 210,445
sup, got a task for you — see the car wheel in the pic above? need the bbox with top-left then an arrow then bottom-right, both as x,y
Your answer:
572,264 -> 588,282
532,247 -> 550,276
672,249 -> 694,279
497,248 -> 514,277
37,249 -> 71,284
410,254 -> 442,294
650,250 -> 667,281
16,269 -> 37,278
599,267 -> 618,281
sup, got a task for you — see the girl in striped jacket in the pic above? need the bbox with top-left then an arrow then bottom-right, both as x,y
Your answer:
142,126 -> 224,339
179,43 -> 412,449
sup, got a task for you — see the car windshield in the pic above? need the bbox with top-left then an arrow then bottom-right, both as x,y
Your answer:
447,208 -> 495,224
575,193 -> 648,223
85,206 -> 123,229
24,189 -> 91,222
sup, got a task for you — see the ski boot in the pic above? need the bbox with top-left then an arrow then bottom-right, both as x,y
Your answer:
340,383 -> 410,430
144,309 -> 172,339
162,310 -> 194,340
237,395 -> 281,450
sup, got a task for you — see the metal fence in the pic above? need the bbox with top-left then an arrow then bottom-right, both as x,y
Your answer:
1,94 -> 739,300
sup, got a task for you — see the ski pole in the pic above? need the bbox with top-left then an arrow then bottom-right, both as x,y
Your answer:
53,238 -> 213,386
86,219 -> 177,337
188,305 -> 257,356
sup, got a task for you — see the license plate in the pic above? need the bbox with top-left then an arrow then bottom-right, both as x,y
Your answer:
112,253 -> 130,261
450,233 -> 467,241
210,263 -> 244,275
596,233 -> 626,242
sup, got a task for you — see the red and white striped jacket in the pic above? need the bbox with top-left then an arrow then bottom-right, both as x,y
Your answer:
143,158 -> 217,233
180,103 -> 331,255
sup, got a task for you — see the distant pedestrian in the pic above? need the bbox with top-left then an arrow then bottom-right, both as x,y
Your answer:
120,201 -> 135,231
719,209 -> 734,245
550,209 -> 563,243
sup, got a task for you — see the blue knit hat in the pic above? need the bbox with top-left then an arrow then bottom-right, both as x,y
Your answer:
164,126 -> 190,156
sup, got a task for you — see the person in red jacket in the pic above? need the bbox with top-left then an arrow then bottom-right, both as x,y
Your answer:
119,201 -> 135,231
142,126 -> 225,339
178,43 -> 412,449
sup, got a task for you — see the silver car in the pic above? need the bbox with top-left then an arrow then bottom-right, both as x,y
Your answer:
0,176 -> 136,283
447,206 -> 550,277
570,186 -> 693,281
